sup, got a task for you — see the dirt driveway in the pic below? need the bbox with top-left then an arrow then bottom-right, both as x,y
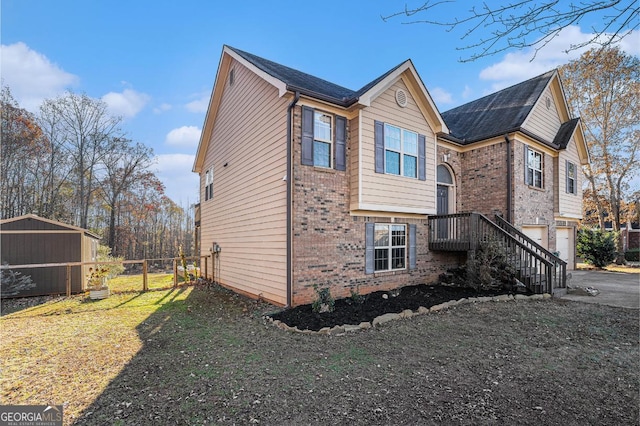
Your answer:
562,270 -> 640,309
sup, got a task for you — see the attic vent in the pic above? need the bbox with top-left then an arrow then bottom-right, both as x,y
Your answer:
545,96 -> 551,110
395,89 -> 408,107
229,68 -> 235,86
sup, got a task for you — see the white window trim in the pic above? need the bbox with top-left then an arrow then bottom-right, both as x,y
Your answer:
383,123 -> 418,179
205,168 -> 213,201
374,223 -> 407,272
567,161 -> 577,195
527,149 -> 543,188
313,111 -> 333,168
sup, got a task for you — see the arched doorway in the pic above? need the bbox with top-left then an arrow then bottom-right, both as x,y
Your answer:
436,165 -> 455,240
437,164 -> 454,215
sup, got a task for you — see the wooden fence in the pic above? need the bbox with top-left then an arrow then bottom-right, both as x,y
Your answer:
0,256 -> 213,297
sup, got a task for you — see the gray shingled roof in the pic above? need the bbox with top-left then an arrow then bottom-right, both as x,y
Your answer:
441,70 -> 556,144
553,118 -> 580,149
227,45 -> 406,107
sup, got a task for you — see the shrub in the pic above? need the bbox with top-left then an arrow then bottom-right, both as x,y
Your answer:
576,229 -> 617,268
464,240 -> 517,292
624,248 -> 640,262
312,285 -> 335,313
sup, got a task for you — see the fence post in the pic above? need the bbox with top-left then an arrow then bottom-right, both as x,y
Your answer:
66,264 -> 72,297
142,260 -> 148,291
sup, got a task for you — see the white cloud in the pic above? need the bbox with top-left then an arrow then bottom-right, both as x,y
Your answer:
154,153 -> 199,204
153,103 -> 172,114
479,26 -> 640,92
0,42 -> 78,111
461,85 -> 473,100
185,93 -> 210,113
165,126 -> 202,148
101,88 -> 150,118
429,87 -> 453,105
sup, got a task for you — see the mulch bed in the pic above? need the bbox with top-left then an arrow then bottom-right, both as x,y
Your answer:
271,284 -> 513,331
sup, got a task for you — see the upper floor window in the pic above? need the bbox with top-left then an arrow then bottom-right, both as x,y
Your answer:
204,168 -> 213,201
374,120 -> 425,181
313,112 -> 332,168
526,147 -> 543,188
384,124 -> 418,178
566,161 -> 577,194
301,106 -> 346,171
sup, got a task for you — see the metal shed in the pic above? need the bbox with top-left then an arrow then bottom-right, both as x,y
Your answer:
0,214 -> 100,297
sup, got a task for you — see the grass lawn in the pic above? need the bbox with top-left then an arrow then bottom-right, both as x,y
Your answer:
107,273 -> 176,292
1,280 -> 638,425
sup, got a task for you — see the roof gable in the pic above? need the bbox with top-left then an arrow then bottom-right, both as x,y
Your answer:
194,46 -> 448,172
442,70 -> 555,144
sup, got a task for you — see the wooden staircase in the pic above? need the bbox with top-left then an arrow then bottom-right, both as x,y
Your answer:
428,212 -> 567,295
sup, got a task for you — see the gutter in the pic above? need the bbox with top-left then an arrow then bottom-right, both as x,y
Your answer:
286,91 -> 300,307
286,84 -> 356,108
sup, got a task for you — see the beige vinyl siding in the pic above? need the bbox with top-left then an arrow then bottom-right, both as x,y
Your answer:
523,86 -> 562,142
557,137 -> 583,219
354,78 -> 436,213
200,59 -> 288,305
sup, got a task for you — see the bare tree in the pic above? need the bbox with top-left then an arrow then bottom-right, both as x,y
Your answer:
99,138 -> 153,254
560,47 -> 639,256
40,92 -> 122,228
0,86 -> 47,218
383,1 -> 638,61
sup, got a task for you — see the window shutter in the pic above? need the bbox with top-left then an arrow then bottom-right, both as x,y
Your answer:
418,134 -> 426,181
334,115 -> 346,171
374,120 -> 384,173
301,106 -> 314,166
409,224 -> 417,270
524,145 -> 530,185
365,223 -> 375,274
565,160 -> 570,193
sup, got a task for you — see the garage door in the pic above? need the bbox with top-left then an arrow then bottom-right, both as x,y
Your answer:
556,228 -> 575,270
522,226 -> 547,249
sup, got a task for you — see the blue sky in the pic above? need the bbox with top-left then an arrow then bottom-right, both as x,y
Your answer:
2,1 -> 638,204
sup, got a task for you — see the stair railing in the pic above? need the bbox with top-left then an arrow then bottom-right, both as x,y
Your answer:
494,215 -> 567,289
428,212 -> 566,294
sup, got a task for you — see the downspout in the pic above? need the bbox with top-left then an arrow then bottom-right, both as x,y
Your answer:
504,135 -> 512,223
286,91 -> 300,307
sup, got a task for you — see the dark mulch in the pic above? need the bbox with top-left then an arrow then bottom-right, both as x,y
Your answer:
271,284 -> 513,331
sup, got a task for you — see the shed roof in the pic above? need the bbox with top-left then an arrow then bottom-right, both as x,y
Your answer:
0,214 -> 100,239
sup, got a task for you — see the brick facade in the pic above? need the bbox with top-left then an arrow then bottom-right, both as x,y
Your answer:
291,106 -> 461,306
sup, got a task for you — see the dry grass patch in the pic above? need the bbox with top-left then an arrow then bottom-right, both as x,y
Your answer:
0,286 -> 194,423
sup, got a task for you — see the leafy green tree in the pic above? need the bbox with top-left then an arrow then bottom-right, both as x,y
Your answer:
577,229 -> 617,268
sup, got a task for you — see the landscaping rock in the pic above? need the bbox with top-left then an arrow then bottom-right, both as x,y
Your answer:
372,313 -> 400,326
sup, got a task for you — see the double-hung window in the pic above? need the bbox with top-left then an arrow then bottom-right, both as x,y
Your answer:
384,124 -> 418,178
566,161 -> 577,194
526,148 -> 543,188
204,168 -> 213,201
313,112 -> 332,168
301,106 -> 346,171
374,224 -> 406,271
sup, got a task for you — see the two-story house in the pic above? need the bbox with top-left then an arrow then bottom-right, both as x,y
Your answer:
193,45 -> 588,307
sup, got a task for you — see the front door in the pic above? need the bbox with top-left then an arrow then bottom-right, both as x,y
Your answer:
437,185 -> 449,239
